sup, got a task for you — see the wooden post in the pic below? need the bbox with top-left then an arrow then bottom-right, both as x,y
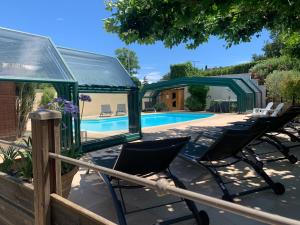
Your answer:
30,110 -> 62,225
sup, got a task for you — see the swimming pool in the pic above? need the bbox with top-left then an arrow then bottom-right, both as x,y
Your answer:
81,112 -> 214,132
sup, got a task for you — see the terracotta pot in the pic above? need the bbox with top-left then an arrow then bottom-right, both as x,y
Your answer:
61,166 -> 79,198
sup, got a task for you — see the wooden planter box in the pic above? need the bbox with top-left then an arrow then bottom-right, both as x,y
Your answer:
0,171 -> 115,225
5,158 -> 78,198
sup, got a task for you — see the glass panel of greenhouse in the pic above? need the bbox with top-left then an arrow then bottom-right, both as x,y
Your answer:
58,47 -> 135,87
57,47 -> 140,152
0,28 -> 75,83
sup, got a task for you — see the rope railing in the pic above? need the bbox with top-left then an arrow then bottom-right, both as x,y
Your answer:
1,139 -> 300,225
49,152 -> 300,225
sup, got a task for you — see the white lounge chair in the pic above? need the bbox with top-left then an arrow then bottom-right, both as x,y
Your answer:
252,102 -> 274,116
252,103 -> 285,117
100,104 -> 113,117
116,104 -> 126,116
270,103 -> 285,117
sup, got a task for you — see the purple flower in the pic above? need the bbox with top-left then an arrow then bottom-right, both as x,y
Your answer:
53,97 -> 63,103
79,94 -> 92,102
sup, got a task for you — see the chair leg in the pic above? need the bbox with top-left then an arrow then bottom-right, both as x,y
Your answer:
264,134 -> 298,164
240,156 -> 285,196
279,129 -> 300,142
100,174 -> 127,225
168,172 -> 209,225
204,165 -> 234,202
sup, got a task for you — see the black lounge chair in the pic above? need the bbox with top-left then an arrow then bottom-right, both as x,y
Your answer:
230,106 -> 300,163
116,104 -> 127,116
100,104 -> 113,117
179,121 -> 285,202
92,137 -> 209,225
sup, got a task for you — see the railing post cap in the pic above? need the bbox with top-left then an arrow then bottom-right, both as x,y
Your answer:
30,109 -> 62,120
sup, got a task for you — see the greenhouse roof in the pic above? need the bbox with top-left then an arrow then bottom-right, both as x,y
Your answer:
58,47 -> 136,88
0,27 -> 75,83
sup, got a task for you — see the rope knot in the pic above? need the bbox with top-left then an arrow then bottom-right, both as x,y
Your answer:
155,178 -> 170,196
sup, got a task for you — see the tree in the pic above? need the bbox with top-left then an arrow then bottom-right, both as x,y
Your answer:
115,48 -> 140,75
169,62 -> 195,79
16,83 -> 36,137
262,33 -> 284,58
40,86 -> 56,108
115,47 -> 141,87
105,1 -> 300,50
142,76 -> 148,85
252,32 -> 285,61
265,70 -> 300,103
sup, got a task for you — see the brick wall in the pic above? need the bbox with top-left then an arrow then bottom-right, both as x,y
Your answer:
0,82 -> 17,140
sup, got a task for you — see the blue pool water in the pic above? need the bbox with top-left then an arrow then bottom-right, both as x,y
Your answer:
81,113 -> 214,132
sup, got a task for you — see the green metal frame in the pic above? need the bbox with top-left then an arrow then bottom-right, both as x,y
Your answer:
140,77 -> 257,120
0,77 -> 81,152
79,86 -> 141,153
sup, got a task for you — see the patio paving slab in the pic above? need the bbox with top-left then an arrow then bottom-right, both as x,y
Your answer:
69,113 -> 300,225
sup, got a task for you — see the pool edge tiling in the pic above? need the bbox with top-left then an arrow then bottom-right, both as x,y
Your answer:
81,112 -> 214,132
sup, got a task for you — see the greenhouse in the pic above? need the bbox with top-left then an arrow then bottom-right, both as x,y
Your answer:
0,27 -> 140,152
140,76 -> 261,113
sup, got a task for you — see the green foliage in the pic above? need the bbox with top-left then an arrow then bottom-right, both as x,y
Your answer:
104,1 -> 300,49
165,61 -> 256,79
131,76 -> 142,88
115,47 -> 140,75
185,96 -> 205,111
252,54 -> 266,62
280,32 -> 300,59
0,145 -> 20,175
265,70 -> 300,103
185,85 -> 209,111
262,33 -> 284,58
188,85 -> 209,101
169,62 -> 195,79
115,47 -> 141,87
40,87 -> 56,108
197,62 -> 256,76
154,102 -> 168,112
16,83 -> 36,138
250,56 -> 300,83
61,147 -> 82,174
161,73 -> 171,81
18,151 -> 33,180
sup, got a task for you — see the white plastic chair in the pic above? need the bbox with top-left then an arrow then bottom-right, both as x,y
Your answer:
270,103 -> 285,117
252,102 -> 274,116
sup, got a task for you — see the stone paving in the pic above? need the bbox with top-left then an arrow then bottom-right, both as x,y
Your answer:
69,113 -> 300,225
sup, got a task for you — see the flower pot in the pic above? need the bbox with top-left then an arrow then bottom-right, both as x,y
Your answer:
61,165 -> 79,198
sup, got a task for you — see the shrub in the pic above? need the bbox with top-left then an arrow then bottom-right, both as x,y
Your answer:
154,102 -> 168,112
185,96 -> 206,111
265,70 -> 300,103
250,56 -> 300,84
188,85 -> 209,109
196,62 -> 257,77
40,87 -> 56,108
16,83 -> 36,138
169,62 -> 196,79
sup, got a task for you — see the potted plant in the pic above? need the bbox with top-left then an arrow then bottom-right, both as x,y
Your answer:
0,96 -> 90,198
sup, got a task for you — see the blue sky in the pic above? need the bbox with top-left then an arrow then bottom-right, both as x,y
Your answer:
1,0 -> 270,82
